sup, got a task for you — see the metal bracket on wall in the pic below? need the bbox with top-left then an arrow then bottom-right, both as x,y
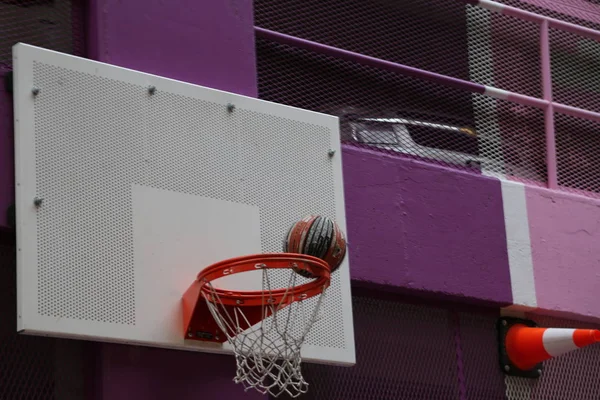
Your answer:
497,317 -> 543,378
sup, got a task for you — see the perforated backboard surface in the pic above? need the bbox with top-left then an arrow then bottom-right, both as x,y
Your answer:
13,43 -> 354,365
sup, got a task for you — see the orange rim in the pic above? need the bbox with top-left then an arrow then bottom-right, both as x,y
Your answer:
196,253 -> 331,307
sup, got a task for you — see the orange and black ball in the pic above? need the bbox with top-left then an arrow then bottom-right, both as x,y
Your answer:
283,215 -> 347,277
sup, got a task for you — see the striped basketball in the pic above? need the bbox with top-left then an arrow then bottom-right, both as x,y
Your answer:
283,215 -> 347,277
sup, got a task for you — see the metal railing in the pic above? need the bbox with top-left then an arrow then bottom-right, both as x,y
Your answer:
255,0 -> 600,193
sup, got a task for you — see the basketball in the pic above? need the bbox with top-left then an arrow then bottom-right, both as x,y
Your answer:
283,215 -> 347,277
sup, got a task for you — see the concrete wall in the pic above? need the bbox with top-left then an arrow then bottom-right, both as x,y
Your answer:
87,0 -> 257,97
526,187 -> 600,321
344,146 -> 512,306
342,145 -> 600,323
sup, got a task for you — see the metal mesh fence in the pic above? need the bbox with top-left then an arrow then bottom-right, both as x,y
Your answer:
0,235 -> 88,399
281,296 -> 463,400
458,311 -> 507,400
276,297 -> 600,400
550,27 -> 600,113
256,38 -> 547,182
500,1 -> 600,195
255,0 -> 541,98
497,0 -> 600,31
254,0 -> 472,82
467,4 -> 541,98
275,297 -> 507,400
556,111 -> 600,196
0,0 -> 85,72
255,0 -> 600,196
474,94 -> 546,183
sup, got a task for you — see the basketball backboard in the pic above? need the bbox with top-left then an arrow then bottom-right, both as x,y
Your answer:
13,43 -> 355,366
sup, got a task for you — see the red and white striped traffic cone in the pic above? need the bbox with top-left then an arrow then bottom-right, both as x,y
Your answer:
506,325 -> 600,370
498,317 -> 600,377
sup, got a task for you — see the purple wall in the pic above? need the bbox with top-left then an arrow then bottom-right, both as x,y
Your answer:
343,146 -> 512,306
88,0 -> 257,97
86,0 -> 261,397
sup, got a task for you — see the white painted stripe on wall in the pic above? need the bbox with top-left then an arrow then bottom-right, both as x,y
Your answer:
543,329 -> 578,357
501,180 -> 537,308
479,0 -> 506,14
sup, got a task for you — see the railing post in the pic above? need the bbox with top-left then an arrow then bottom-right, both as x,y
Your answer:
540,19 -> 558,189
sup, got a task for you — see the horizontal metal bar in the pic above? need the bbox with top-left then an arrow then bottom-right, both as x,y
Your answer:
255,27 -> 600,123
507,92 -> 549,109
256,27 -> 548,107
255,27 -> 486,94
554,103 -> 600,123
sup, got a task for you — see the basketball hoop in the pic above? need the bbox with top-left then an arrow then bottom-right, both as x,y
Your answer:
182,253 -> 331,398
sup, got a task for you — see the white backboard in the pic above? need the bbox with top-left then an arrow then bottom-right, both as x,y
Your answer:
13,43 -> 355,365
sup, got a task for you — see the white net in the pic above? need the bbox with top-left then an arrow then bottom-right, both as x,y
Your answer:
203,268 -> 328,398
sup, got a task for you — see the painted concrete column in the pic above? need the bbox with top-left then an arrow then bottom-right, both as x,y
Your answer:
86,0 -> 261,398
88,0 -> 257,97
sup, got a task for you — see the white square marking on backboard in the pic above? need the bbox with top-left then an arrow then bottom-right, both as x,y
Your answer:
133,185 -> 262,344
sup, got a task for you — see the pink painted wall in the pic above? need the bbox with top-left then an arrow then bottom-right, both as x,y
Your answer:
526,186 -> 600,320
